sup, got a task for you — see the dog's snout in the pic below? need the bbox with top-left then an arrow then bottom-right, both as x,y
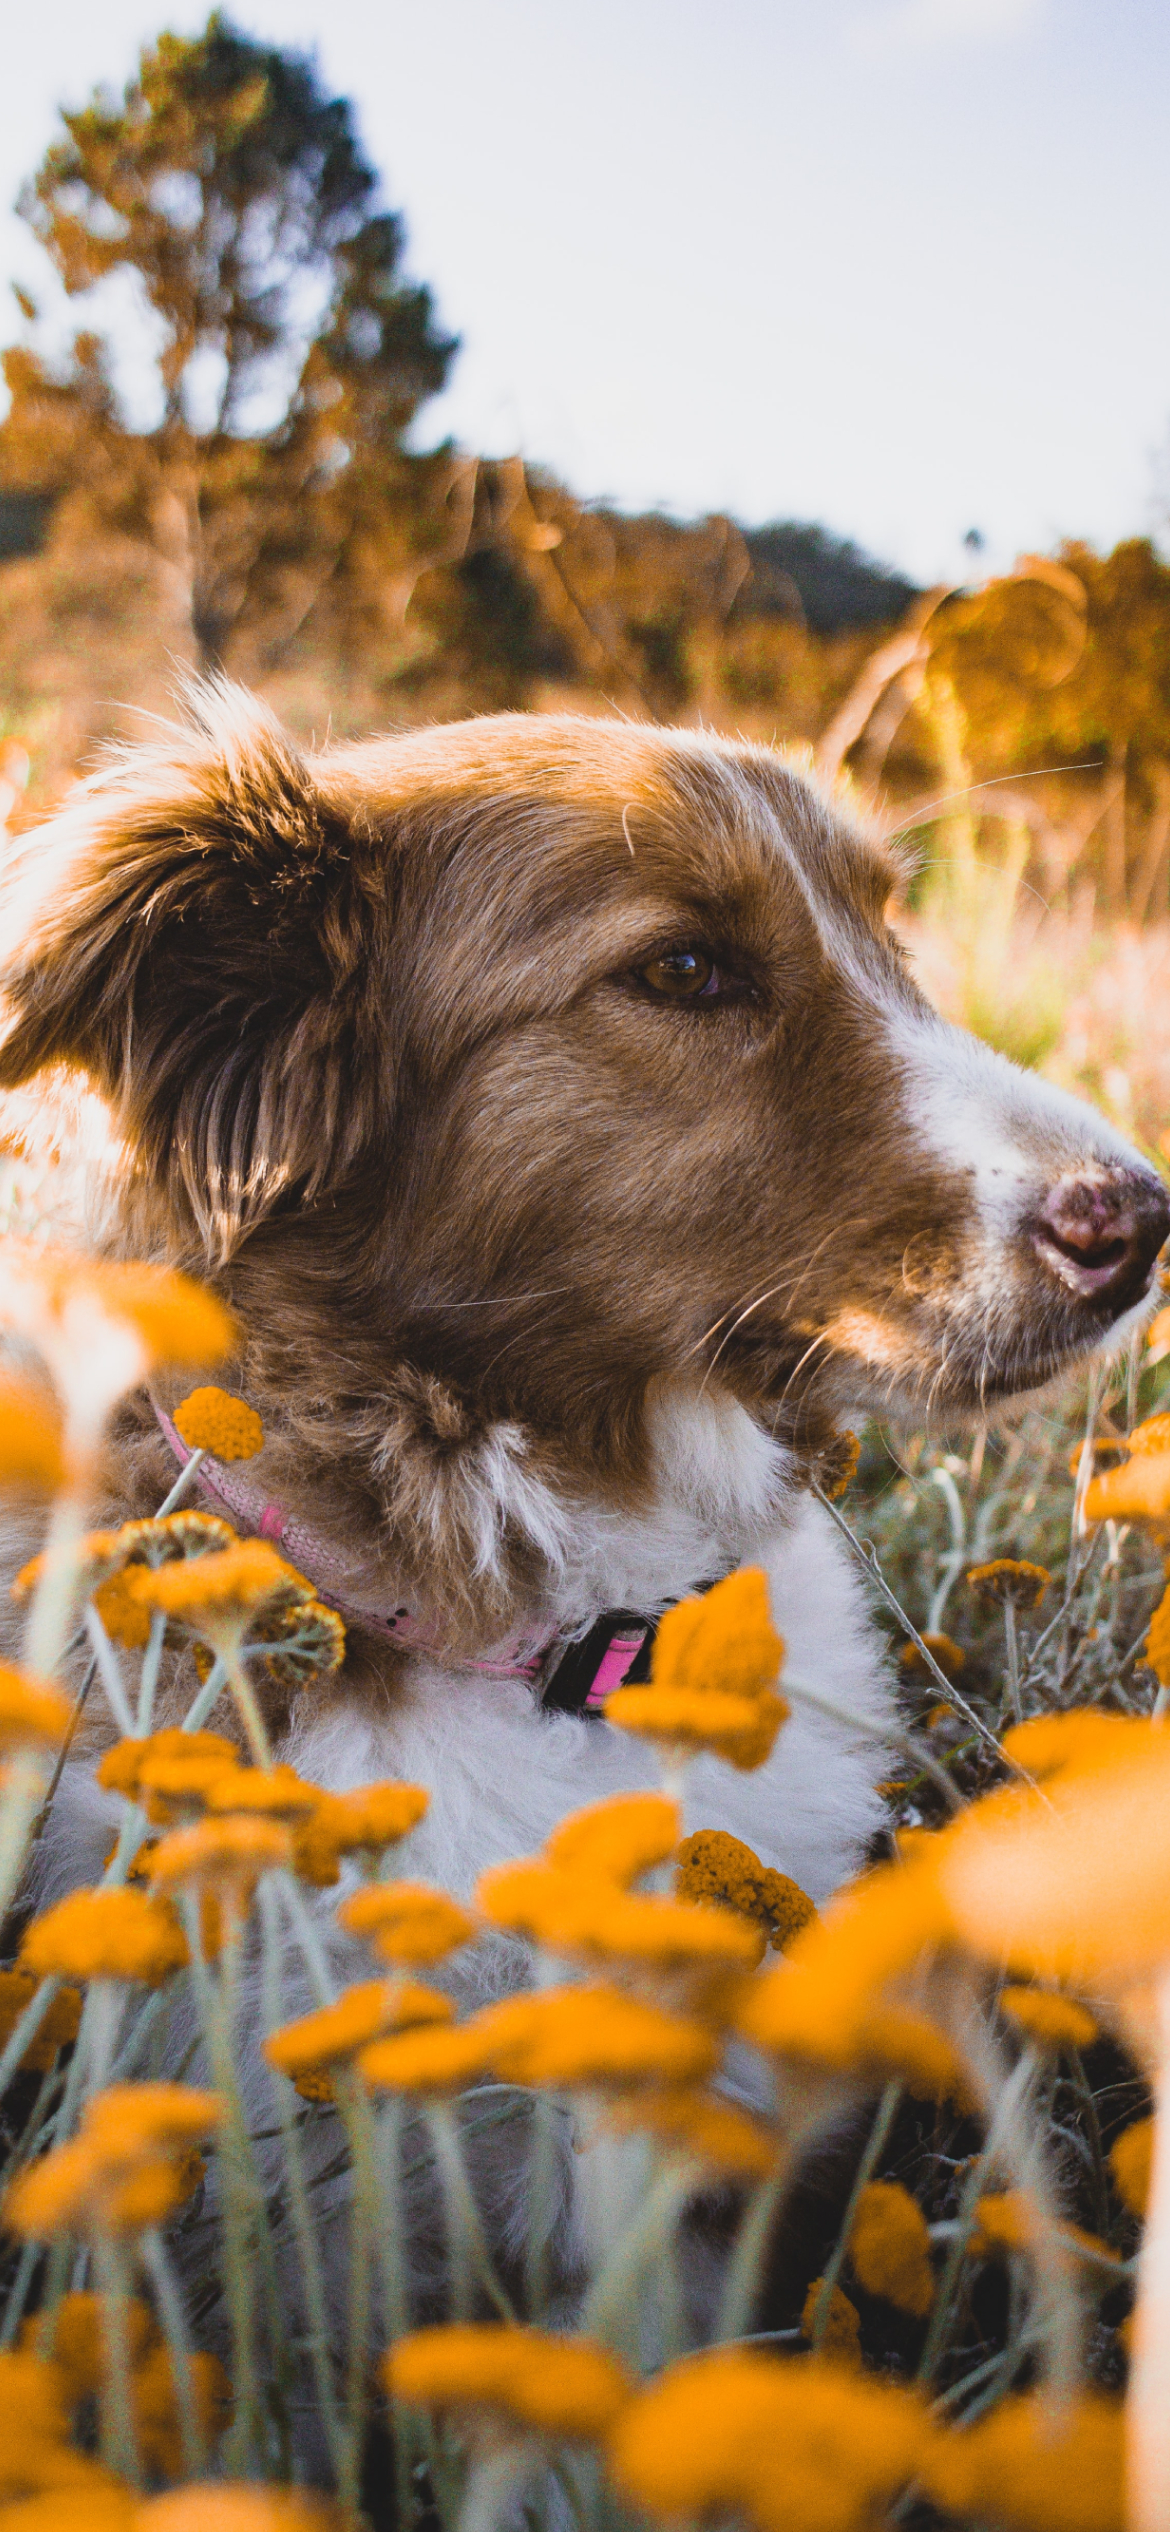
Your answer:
1031,1165 -> 1170,1309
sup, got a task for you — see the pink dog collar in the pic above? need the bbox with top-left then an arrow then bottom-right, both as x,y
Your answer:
152,1401 -> 658,1709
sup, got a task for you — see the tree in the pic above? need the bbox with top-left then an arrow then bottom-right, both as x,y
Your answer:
5,15 -> 456,670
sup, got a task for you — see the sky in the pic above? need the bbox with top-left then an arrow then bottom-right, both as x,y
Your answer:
1,0 -> 1167,585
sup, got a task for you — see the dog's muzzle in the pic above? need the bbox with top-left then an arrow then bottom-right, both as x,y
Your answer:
1029,1165 -> 1170,1314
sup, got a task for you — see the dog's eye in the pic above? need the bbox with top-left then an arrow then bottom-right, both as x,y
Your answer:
638,948 -> 720,1000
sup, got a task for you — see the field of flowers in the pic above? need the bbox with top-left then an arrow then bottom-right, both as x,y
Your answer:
0,1243 -> 1169,2532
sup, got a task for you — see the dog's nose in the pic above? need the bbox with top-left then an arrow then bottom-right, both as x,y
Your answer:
1032,1165 -> 1170,1308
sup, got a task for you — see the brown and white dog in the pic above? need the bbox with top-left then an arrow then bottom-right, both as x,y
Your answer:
0,686 -> 1166,1941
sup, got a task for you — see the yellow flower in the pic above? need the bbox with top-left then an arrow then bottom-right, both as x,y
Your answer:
1084,1453 -> 1170,1525
96,1728 -> 239,1803
22,2288 -> 155,2395
0,2476 -> 136,2523
899,1629 -> 966,1680
734,1863 -> 967,2102
606,2346 -> 932,2532
968,2191 -> 1039,2258
476,1857 -> 760,1972
0,2345 -> 127,2500
1000,1711 -> 1142,1783
605,1574 -> 789,1768
257,1593 -> 347,1689
132,2342 -> 231,2478
384,2324 -> 631,2441
173,1386 -> 265,1460
16,1514 -> 236,1607
653,1567 -> 784,1702
20,1887 -> 189,1985
0,1666 -> 71,1755
357,2023 -> 496,2096
800,2277 -> 861,2364
147,1815 -> 291,1897
476,1859 -> 599,1949
5,2084 -> 221,2244
138,2489 -> 345,2531
608,2086 -> 777,2179
264,1979 -> 453,2079
1128,1413 -> 1170,1454
0,1378 -> 64,1497
999,1987 -> 1098,2052
474,1984 -> 717,2092
0,1247 -> 236,1373
848,2180 -> 934,2317
936,1723 -> 1170,1984
81,2081 -> 223,2155
675,1829 -> 817,1952
91,1569 -> 153,1649
204,1763 -> 319,1818
295,2069 -> 335,2103
1111,2118 -> 1153,2219
126,1539 -> 311,1638
136,1746 -> 245,1824
916,2391 -> 1124,2532
0,1968 -> 81,2072
6,2138 -> 186,2241
604,1682 -> 789,1770
338,1881 -> 476,1964
292,1780 -> 429,1885
968,1558 -> 1049,1610
117,1510 -> 238,1568
545,1791 -> 680,1885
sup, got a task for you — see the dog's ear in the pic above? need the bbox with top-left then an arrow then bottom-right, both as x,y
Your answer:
0,683 -> 391,1259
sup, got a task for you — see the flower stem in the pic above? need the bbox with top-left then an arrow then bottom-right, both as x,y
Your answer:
256,1878 -> 346,2485
427,2101 -> 514,2323
92,2229 -> 142,2486
224,1646 -> 272,1765
810,2081 -> 903,2350
139,2225 -> 206,2477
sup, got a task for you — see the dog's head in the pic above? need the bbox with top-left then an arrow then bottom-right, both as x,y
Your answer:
1,688 -> 1165,1604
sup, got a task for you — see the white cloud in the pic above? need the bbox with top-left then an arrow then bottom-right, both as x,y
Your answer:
852,0 -> 1046,50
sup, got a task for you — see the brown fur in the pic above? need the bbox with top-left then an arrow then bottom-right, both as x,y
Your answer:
0,687 -> 1162,1656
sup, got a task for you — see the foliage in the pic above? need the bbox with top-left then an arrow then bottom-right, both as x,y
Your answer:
0,1254 -> 1167,2525
3,13 -> 456,672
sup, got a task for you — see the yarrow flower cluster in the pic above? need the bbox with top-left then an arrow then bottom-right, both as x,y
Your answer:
604,1566 -> 789,1769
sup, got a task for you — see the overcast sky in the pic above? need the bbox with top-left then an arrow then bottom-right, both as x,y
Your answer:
2,0 -> 1167,584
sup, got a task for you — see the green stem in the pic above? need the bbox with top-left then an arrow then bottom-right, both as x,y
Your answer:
1003,1598 -> 1022,1726
155,1449 -> 207,1517
223,1645 -> 272,1765
716,2162 -> 791,2346
0,1751 -> 49,1926
92,2230 -> 142,2485
428,2101 -> 514,2323
581,2158 -> 698,2357
256,1878 -> 346,2486
22,1494 -> 85,1681
139,2226 -> 206,2477
180,1895 -> 265,2474
180,1654 -> 230,1734
0,1977 -> 61,2102
136,1610 -> 168,1733
524,2091 -> 562,2319
457,2442 -> 532,2532
335,2069 -> 382,2518
810,2083 -> 903,2350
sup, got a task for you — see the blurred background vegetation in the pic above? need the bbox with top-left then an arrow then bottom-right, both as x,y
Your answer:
4,15 -> 1170,1162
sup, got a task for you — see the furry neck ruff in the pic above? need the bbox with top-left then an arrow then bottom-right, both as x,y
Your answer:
153,1399 -> 671,1716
